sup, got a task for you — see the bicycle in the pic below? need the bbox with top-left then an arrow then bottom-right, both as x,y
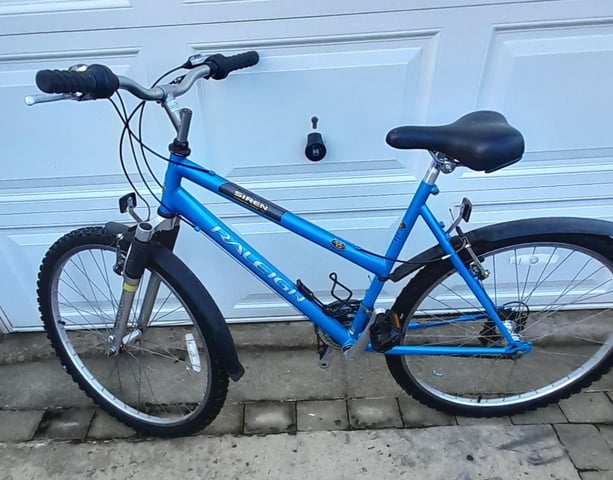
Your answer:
27,51 -> 613,437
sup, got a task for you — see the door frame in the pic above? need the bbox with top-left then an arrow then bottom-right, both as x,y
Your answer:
0,306 -> 11,333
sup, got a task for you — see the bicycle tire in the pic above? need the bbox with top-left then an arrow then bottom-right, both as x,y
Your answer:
386,233 -> 613,417
38,226 -> 228,437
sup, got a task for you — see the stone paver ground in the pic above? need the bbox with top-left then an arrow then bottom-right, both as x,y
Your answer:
0,336 -> 611,479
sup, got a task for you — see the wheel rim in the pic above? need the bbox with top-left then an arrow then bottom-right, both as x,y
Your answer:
400,242 -> 613,408
50,243 -> 212,426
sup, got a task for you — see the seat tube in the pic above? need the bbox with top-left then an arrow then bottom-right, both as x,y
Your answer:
419,204 -> 518,345
353,160 -> 443,333
379,157 -> 444,275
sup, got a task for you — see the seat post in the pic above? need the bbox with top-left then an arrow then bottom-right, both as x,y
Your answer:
423,151 -> 456,184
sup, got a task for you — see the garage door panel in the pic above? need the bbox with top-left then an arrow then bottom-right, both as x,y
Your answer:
453,149 -> 613,195
0,0 -> 130,14
434,184 -> 613,234
479,21 -> 613,151
3,1 -> 613,331
463,196 -> 613,227
0,46 -> 150,183
451,19 -> 613,196
0,230 -> 61,331
193,32 -> 439,199
0,0 -> 555,36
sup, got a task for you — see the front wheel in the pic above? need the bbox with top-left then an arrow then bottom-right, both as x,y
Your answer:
387,234 -> 613,417
38,227 -> 228,437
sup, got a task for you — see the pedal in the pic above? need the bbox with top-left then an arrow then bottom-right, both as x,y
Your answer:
369,309 -> 402,353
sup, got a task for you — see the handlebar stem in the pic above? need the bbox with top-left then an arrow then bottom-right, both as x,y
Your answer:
162,94 -> 182,132
176,108 -> 193,144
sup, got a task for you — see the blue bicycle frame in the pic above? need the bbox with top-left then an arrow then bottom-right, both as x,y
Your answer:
158,153 -> 531,357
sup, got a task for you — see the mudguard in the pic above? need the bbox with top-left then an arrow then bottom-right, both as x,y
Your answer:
389,217 -> 613,282
104,221 -> 245,381
151,246 -> 245,381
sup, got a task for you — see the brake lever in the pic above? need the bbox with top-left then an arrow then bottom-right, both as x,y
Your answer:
24,92 -> 94,106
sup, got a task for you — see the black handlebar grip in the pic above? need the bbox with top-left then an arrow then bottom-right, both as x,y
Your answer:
205,51 -> 259,80
35,64 -> 119,99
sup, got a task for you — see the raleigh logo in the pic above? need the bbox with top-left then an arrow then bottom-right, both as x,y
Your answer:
233,191 -> 269,213
211,226 -> 305,303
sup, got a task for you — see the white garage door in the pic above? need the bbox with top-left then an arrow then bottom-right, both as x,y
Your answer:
1,0 -> 613,331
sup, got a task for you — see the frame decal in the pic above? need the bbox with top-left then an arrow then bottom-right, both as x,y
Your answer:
219,182 -> 286,222
209,225 -> 306,304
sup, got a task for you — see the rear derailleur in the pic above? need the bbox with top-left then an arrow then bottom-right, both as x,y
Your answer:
479,301 -> 530,357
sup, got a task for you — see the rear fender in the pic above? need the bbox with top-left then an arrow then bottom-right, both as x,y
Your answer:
389,217 -> 613,282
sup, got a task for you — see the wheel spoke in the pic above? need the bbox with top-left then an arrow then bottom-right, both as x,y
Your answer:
391,240 -> 613,415
41,230 -> 224,435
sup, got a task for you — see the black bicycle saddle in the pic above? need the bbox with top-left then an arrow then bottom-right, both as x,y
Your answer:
386,111 -> 525,173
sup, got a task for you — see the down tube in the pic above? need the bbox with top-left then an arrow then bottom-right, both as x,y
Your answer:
173,188 -> 353,347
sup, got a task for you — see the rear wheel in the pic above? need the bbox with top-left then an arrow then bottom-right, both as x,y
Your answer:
38,227 -> 228,437
386,234 -> 613,416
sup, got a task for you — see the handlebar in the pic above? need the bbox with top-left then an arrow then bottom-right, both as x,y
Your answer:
205,51 -> 260,80
36,64 -> 119,99
28,51 -> 259,105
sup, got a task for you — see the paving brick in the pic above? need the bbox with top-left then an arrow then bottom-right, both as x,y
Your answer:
456,415 -> 512,426
0,332 -> 53,365
0,424 -> 582,478
36,408 -> 95,441
0,410 -> 44,442
580,471 -> 613,480
204,402 -> 244,435
230,322 -> 316,349
87,409 -> 137,439
589,372 -> 613,392
511,404 -> 567,425
227,350 -> 346,403
0,361 -> 94,410
297,400 -> 348,432
555,424 -> 613,471
244,401 -> 295,435
347,398 -> 402,429
599,425 -> 613,450
559,392 -> 613,424
396,396 -> 455,427
345,354 -> 404,399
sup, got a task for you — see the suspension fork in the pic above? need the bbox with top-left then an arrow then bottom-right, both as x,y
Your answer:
109,222 -> 153,354
108,218 -> 180,354
134,224 -> 181,331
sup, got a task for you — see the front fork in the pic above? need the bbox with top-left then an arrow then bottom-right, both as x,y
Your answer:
108,216 -> 179,355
